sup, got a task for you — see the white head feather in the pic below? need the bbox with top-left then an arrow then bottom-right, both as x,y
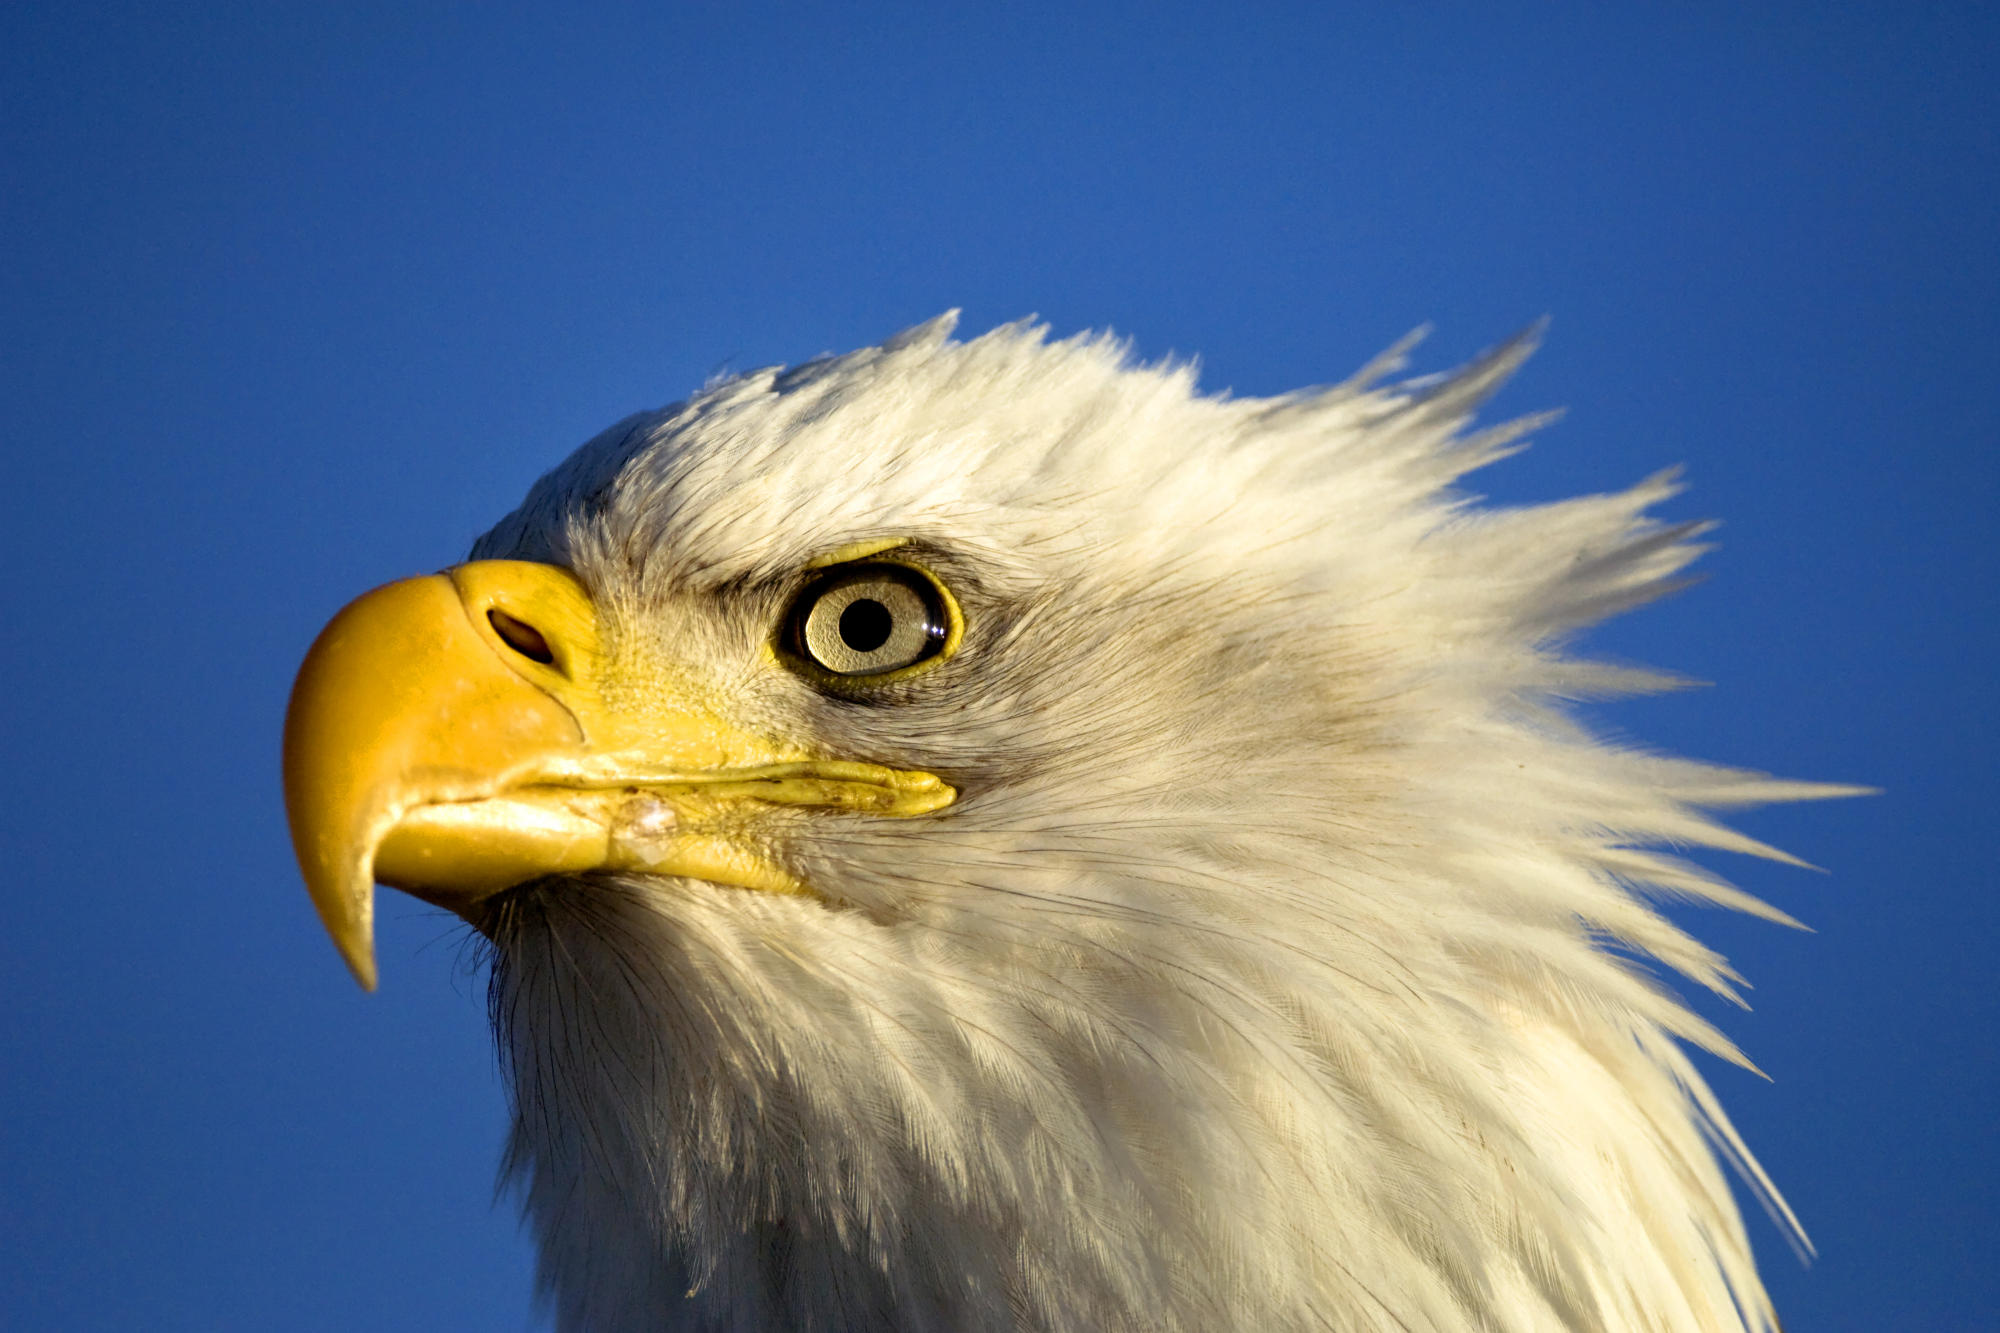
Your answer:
469,313 -> 1843,1332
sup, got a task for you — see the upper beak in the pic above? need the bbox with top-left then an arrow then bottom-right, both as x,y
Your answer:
282,560 -> 952,990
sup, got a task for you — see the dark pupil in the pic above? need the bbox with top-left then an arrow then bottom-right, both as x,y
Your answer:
838,598 -> 894,653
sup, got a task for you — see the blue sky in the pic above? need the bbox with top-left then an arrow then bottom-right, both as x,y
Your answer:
3,4 -> 1993,1328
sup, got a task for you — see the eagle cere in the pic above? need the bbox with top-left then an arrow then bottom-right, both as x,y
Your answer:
282,313 -> 1848,1332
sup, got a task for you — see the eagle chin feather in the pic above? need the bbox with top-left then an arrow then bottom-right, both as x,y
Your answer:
465,314 -> 1844,1333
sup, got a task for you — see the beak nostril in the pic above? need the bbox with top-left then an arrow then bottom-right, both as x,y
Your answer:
488,609 -> 556,665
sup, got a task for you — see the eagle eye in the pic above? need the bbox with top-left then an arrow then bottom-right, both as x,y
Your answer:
783,562 -> 952,679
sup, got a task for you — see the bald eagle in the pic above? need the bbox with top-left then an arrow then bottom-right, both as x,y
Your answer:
284,314 -> 1849,1333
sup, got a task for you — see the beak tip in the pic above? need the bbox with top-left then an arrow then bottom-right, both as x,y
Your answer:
343,946 -> 380,992
327,900 -> 380,991
303,870 -> 381,992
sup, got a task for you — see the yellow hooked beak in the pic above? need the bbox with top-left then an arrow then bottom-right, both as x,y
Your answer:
282,560 -> 954,989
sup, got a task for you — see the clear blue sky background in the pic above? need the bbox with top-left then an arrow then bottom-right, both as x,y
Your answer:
3,4 -> 1993,1329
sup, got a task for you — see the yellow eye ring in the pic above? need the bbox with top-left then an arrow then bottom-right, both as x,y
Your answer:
778,558 -> 963,685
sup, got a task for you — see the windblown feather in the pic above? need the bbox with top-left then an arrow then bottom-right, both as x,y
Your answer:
470,313 -> 1846,1332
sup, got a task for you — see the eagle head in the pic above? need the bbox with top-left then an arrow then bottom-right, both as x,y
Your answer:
282,314 -> 1847,1332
